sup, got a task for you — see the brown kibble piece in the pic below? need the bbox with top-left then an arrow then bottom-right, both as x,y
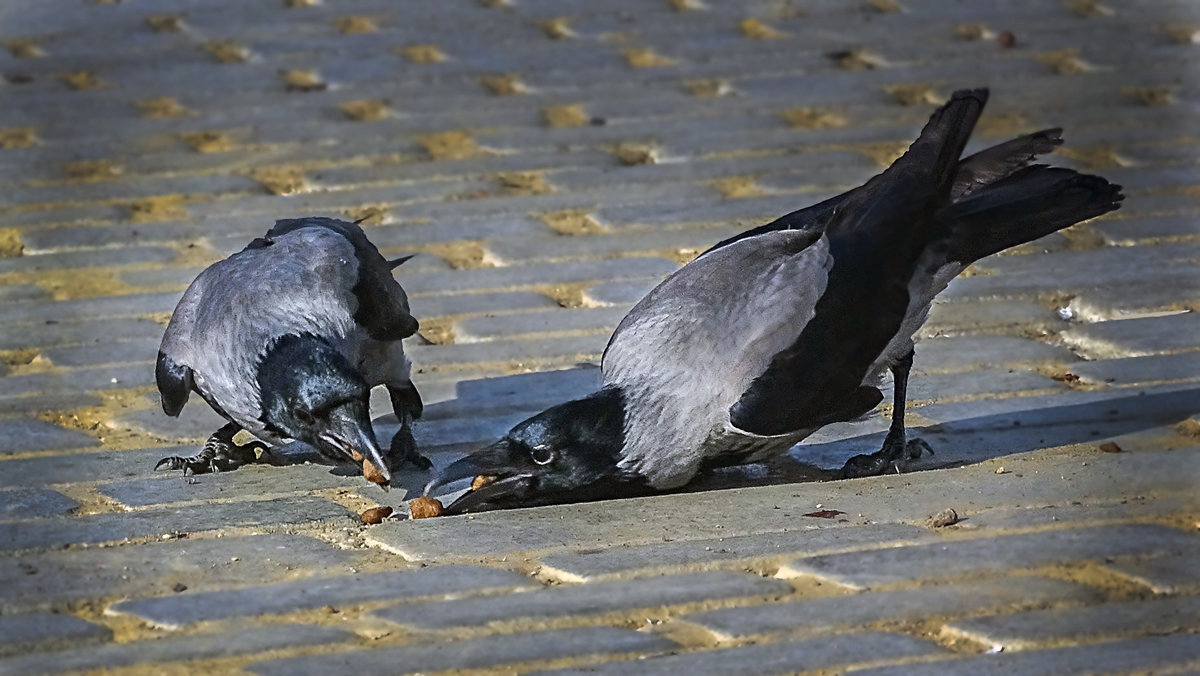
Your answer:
351,450 -> 364,462
361,506 -> 393,525
927,508 -> 960,528
471,475 -> 496,491
363,459 -> 387,486
997,31 -> 1016,47
409,496 -> 444,519
1098,442 -> 1123,454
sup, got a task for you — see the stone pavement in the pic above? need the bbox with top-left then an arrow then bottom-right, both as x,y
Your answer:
1,0 -> 1199,674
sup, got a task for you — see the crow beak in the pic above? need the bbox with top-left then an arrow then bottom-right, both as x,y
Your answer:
424,440 -> 533,514
319,402 -> 391,488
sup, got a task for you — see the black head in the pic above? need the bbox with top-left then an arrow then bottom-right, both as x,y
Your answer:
426,387 -> 635,512
258,333 -> 391,485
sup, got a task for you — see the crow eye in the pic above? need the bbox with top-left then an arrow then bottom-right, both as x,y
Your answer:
530,444 -> 555,465
295,408 -> 315,426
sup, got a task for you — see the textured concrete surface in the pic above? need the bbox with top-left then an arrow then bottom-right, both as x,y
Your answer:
1,0 -> 1198,674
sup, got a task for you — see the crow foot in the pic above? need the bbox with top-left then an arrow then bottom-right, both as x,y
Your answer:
155,422 -> 267,475
839,436 -> 933,479
388,415 -> 432,472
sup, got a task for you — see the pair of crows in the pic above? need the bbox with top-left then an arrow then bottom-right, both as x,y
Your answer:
156,90 -> 1123,514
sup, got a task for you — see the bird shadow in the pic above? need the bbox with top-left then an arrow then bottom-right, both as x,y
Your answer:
394,365 -> 1200,501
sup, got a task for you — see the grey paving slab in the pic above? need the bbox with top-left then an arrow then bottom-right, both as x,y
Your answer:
912,335 -> 1077,374
248,626 -> 677,676
1061,312 -> 1200,359
454,306 -> 628,342
0,534 -> 358,614
779,524 -> 1200,590
946,595 -> 1200,651
850,633 -> 1200,676
111,564 -> 536,629
583,279 -> 659,307
0,612 -> 111,656
0,496 -> 352,553
0,285 -> 50,303
688,576 -> 1100,641
43,337 -> 158,367
0,317 -> 164,352
528,631 -> 944,676
0,487 -> 78,519
1069,281 -> 1200,322
0,447 -> 204,489
377,447 -> 1200,562
0,418 -> 98,454
0,246 -> 177,274
374,570 -> 789,630
1070,352 -> 1200,386
923,299 -> 1066,337
0,292 -> 181,325
399,258 -> 678,295
538,523 -> 931,582
410,290 -> 559,319
0,624 -> 351,676
98,461 -> 365,508
1104,550 -> 1200,595
406,334 -> 610,367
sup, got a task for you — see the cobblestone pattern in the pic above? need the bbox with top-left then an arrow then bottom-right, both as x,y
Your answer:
1,0 -> 1198,674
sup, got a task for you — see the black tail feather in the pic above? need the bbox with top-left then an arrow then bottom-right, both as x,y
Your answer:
953,128 -> 1063,199
940,165 -> 1124,264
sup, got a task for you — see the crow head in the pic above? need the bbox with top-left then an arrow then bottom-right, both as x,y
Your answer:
426,387 -> 639,513
258,333 -> 392,486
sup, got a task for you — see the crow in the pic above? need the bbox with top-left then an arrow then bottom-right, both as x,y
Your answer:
155,217 -> 430,487
428,89 -> 1123,511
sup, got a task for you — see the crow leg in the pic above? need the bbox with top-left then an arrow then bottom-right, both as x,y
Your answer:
155,422 -> 267,475
387,384 -> 432,471
839,349 -> 933,479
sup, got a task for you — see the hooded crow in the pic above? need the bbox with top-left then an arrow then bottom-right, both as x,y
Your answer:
428,89 -> 1124,511
154,217 -> 429,487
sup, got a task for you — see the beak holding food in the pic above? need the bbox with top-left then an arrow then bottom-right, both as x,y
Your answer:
423,440 -> 535,514
319,402 -> 392,488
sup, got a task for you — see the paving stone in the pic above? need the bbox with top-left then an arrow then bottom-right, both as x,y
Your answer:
528,631 -> 944,676
411,291 -> 559,318
923,299 -> 1065,336
399,258 -> 678,295
0,612 -> 111,657
248,626 -> 677,676
454,306 -> 629,343
0,534 -> 358,614
376,446 -> 1200,561
1068,281 -> 1200,322
0,285 -> 50,303
111,564 -> 535,629
0,246 -> 178,274
97,461 -> 371,508
1061,313 -> 1200,359
538,523 -> 931,582
43,337 -> 158,367
0,624 -> 351,676
850,633 -> 1200,676
1104,550 -> 1200,594
0,418 -> 98,454
0,447 -> 206,489
0,488 -> 78,518
687,576 -> 1099,641
583,279 -> 659,307
374,570 -> 788,630
0,293 -> 180,325
0,496 -> 352,553
778,524 -> 1200,590
945,595 -> 1200,651
1069,352 -> 1200,387
1092,214 -> 1200,245
912,335 -> 1077,374
0,317 -> 165,352
407,334 -> 609,367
